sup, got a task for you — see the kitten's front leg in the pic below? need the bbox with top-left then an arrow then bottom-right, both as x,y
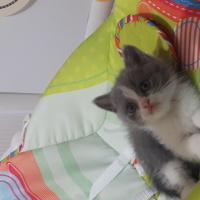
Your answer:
180,134 -> 200,161
155,159 -> 195,199
177,109 -> 200,161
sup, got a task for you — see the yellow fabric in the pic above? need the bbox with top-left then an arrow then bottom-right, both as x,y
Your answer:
119,20 -> 174,65
43,0 -> 200,97
43,0 -> 177,97
185,181 -> 200,200
24,0 -> 200,198
41,0 -> 200,197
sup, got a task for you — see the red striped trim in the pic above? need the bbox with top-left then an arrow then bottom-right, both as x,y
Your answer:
0,180 -> 20,200
131,158 -> 138,166
115,15 -> 179,66
0,173 -> 27,199
8,162 -> 41,200
174,17 -> 200,70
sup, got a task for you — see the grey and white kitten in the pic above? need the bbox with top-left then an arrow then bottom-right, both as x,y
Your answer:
94,45 -> 200,199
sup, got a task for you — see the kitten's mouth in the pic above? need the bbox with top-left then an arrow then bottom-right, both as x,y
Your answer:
139,98 -> 159,114
146,103 -> 159,114
139,98 -> 161,119
142,103 -> 162,124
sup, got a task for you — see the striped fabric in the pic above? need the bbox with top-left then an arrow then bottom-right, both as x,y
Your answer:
174,16 -> 200,70
0,134 -> 148,199
1,0 -> 200,199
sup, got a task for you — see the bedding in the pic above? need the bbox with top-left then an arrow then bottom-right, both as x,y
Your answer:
0,0 -> 200,199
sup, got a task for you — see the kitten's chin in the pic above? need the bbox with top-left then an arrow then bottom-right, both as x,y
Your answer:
142,103 -> 170,124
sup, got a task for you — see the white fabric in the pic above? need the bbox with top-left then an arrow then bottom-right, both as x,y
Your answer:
0,114 -> 30,160
89,148 -> 158,200
23,82 -> 110,151
134,162 -> 146,177
133,186 -> 157,200
84,0 -> 115,39
0,131 -> 22,160
89,148 -> 135,200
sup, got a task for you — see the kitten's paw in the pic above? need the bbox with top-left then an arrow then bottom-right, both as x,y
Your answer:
185,134 -> 200,160
192,109 -> 200,128
180,184 -> 194,200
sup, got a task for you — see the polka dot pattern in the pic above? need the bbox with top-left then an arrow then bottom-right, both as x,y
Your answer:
44,0 -> 200,96
44,18 -> 121,96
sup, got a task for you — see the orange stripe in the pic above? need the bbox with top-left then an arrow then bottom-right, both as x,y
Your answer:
190,17 -> 195,69
0,151 -> 59,200
132,158 -> 138,166
196,19 -> 200,69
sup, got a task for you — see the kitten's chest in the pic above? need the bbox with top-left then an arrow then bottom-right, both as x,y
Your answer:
149,113 -> 193,152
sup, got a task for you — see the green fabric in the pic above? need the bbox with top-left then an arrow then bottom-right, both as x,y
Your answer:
23,0 -> 200,199
42,0 -> 200,96
119,20 -> 173,65
186,70 -> 200,91
43,1 -> 175,97
56,143 -> 93,198
185,181 -> 200,200
32,134 -> 147,200
33,149 -> 71,199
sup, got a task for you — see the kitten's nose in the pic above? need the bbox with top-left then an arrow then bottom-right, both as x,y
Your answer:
140,98 -> 154,110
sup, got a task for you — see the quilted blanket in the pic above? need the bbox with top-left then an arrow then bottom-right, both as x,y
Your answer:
0,0 -> 200,199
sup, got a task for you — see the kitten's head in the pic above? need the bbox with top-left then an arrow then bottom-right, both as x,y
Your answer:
94,45 -> 178,127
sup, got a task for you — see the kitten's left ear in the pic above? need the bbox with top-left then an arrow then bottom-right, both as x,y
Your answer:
123,45 -> 150,68
93,94 -> 116,112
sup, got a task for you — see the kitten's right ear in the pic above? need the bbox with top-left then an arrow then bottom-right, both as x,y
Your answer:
93,94 -> 116,112
123,45 -> 150,68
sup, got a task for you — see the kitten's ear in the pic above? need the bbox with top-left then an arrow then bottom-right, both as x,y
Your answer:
123,45 -> 150,68
93,94 -> 116,112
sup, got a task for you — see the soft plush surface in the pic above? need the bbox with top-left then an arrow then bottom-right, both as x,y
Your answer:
0,0 -> 199,199
23,2 -> 176,151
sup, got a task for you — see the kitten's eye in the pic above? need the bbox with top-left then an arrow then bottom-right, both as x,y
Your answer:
126,103 -> 136,113
140,81 -> 150,92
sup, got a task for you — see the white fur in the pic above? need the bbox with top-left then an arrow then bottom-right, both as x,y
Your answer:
192,109 -> 200,128
161,161 -> 195,199
120,86 -> 139,101
121,81 -> 200,161
148,82 -> 200,161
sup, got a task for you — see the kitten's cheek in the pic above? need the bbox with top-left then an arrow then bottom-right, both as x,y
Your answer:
140,109 -> 153,122
161,101 -> 171,115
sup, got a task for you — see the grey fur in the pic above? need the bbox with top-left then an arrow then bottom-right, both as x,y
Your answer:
93,45 -> 198,198
130,129 -> 180,197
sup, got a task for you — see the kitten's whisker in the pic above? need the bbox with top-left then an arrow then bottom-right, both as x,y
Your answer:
158,70 -> 185,92
155,67 -> 174,93
157,76 -> 174,92
159,77 -> 177,92
161,76 -> 184,93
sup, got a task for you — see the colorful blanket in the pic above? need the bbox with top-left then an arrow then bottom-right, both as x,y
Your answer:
0,0 -> 200,199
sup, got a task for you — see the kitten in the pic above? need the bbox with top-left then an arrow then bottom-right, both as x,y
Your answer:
93,45 -> 200,199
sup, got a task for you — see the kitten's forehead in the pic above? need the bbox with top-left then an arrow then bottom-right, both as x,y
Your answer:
120,86 -> 139,101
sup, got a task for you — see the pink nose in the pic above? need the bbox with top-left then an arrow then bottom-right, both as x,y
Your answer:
140,98 -> 154,110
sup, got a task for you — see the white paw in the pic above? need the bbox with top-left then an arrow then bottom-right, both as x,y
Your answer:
181,184 -> 194,200
185,134 -> 200,160
192,109 -> 200,128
